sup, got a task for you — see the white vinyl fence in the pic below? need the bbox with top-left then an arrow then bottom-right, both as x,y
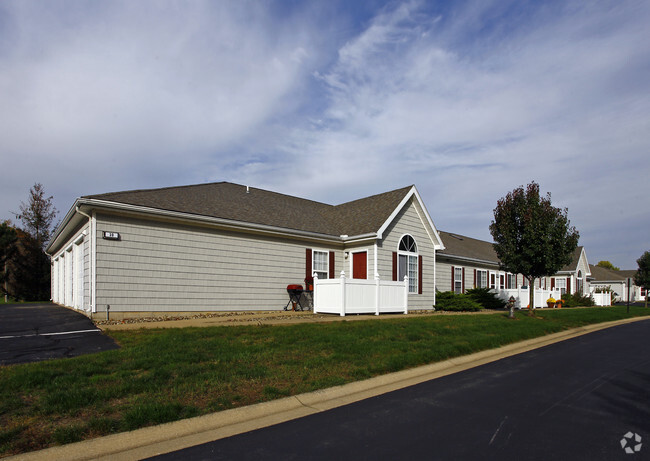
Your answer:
496,287 -> 563,309
590,291 -> 612,306
313,272 -> 408,316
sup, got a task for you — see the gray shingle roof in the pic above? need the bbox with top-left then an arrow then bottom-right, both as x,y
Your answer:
83,182 -> 413,238
589,264 -> 628,282
559,246 -> 584,272
438,231 -> 500,264
438,231 -> 585,273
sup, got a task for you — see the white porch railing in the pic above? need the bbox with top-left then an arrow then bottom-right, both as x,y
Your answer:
496,287 -> 563,309
590,291 -> 612,306
313,272 -> 408,316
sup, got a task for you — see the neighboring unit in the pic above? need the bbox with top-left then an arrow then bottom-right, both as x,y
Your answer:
589,265 -> 642,303
46,182 -> 444,319
436,231 -> 592,307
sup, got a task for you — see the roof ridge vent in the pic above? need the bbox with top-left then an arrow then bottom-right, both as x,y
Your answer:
449,233 -> 464,241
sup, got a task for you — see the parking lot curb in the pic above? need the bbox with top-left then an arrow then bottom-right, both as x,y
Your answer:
10,316 -> 649,461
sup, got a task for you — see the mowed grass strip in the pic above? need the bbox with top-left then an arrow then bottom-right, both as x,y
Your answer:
1,306 -> 648,456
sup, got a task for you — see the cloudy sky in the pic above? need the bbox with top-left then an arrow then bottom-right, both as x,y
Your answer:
1,0 -> 648,269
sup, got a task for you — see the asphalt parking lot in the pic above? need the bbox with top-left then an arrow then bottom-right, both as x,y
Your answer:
0,303 -> 119,366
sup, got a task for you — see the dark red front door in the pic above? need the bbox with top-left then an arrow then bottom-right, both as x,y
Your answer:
353,252 -> 367,279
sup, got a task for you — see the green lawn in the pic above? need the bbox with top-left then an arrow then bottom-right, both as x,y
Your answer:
1,306 -> 649,456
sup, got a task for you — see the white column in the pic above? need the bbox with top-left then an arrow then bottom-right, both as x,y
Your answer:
404,275 -> 409,314
340,271 -> 346,317
312,272 -> 319,313
375,273 -> 380,316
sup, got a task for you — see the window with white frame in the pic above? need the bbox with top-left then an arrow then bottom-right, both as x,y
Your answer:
476,270 -> 487,289
507,273 -> 516,290
398,235 -> 418,293
454,267 -> 463,294
313,250 -> 329,279
555,278 -> 567,295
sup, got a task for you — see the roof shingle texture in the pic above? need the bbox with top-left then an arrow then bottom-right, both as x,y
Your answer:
438,231 -> 500,264
84,182 -> 413,237
438,231 -> 584,272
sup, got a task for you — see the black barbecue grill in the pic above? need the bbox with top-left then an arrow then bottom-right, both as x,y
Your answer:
284,284 -> 305,311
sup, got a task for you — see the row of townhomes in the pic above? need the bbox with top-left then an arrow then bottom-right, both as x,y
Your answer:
46,183 -> 645,319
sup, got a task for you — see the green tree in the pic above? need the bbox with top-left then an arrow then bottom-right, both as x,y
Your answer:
0,221 -> 17,302
490,182 -> 580,317
597,260 -> 620,271
634,251 -> 650,309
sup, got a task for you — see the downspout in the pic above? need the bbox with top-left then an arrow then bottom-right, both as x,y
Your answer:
374,242 -> 379,278
76,207 -> 96,314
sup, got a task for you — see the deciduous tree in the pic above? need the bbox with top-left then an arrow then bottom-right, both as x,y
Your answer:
0,221 -> 17,302
490,182 -> 580,317
597,260 -> 620,271
15,183 -> 58,250
10,184 -> 58,301
634,251 -> 650,309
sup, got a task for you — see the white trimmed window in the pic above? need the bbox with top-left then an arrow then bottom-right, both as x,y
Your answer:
476,270 -> 487,289
507,273 -> 516,290
555,278 -> 567,295
398,235 -> 418,293
454,267 -> 463,294
313,250 -> 329,279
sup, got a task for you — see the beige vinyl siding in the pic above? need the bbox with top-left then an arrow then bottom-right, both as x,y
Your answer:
94,213 -> 340,313
376,199 -> 436,310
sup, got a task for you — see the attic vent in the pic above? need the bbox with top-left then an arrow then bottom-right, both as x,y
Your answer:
448,234 -> 464,241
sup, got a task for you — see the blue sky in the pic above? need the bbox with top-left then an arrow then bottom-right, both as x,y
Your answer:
1,0 -> 648,269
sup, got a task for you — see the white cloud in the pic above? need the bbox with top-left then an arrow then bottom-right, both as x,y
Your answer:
1,0 -> 648,268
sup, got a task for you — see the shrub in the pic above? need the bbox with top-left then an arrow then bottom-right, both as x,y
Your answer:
561,292 -> 595,307
465,287 -> 507,310
434,291 -> 484,312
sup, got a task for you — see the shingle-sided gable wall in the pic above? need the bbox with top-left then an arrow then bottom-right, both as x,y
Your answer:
93,212 -> 342,314
376,198 -> 435,309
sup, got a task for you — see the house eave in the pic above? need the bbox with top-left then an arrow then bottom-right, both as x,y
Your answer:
437,253 -> 500,267
70,198 -> 345,246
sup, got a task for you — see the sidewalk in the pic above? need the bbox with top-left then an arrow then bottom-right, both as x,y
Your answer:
12,315 -> 649,461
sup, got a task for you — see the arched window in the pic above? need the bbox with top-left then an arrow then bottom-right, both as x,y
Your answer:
577,270 -> 583,295
398,235 -> 418,293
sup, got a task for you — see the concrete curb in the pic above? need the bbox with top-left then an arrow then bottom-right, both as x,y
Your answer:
11,316 -> 649,461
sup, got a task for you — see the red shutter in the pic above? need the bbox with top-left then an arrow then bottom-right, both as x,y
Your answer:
567,277 -> 571,293
451,266 -> 455,291
329,251 -> 335,279
473,269 -> 477,288
551,278 -> 555,289
392,252 -> 398,281
462,267 -> 465,293
306,249 -> 312,281
418,255 -> 423,294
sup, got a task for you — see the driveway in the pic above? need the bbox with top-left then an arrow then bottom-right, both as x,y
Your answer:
0,303 -> 119,365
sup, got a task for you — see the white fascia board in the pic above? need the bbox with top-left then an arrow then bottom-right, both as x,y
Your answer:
79,198 -> 342,245
376,186 -> 445,250
437,253 -> 500,268
46,199 -> 88,255
341,233 -> 377,245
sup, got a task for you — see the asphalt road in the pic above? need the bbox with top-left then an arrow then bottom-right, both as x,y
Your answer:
0,303 -> 119,365
150,319 -> 650,461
